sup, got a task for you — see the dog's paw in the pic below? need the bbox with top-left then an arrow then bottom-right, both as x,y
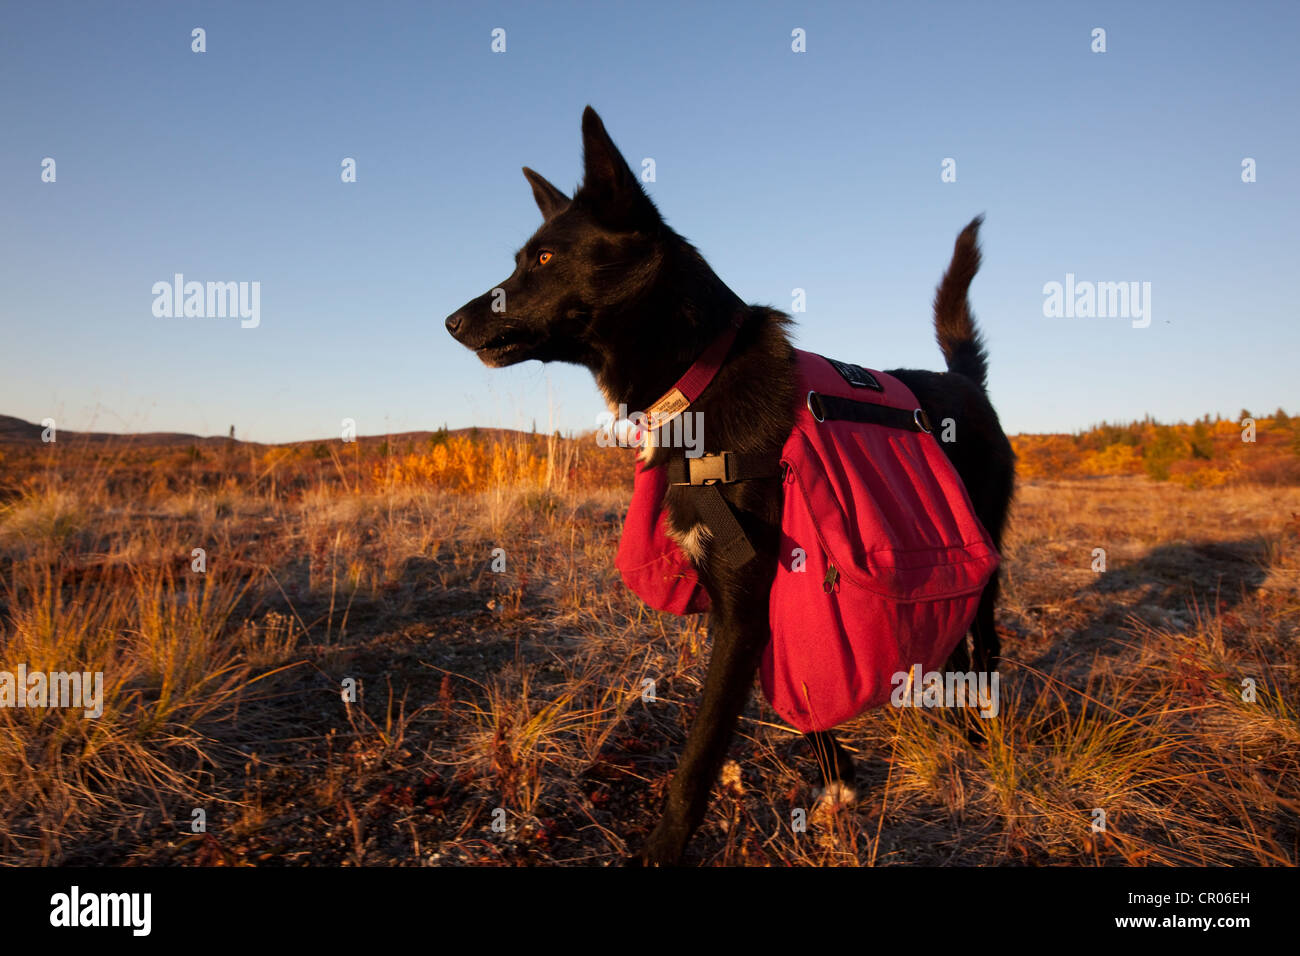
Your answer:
636,844 -> 684,867
634,852 -> 680,867
813,780 -> 859,810
637,825 -> 688,866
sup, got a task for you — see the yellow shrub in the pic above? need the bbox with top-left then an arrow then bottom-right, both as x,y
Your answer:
373,436 -> 551,492
1080,443 -> 1143,476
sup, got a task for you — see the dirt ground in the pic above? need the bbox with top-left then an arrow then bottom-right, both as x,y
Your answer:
2,475 -> 1297,866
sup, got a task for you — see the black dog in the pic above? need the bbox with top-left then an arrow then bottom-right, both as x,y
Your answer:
446,106 -> 1015,865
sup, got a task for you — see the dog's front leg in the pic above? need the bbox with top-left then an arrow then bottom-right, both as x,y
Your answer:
639,583 -> 770,865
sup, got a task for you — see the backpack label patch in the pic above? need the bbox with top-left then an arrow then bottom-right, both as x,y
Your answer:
826,357 -> 883,391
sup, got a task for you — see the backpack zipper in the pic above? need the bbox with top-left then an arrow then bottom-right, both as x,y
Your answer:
823,563 -> 839,593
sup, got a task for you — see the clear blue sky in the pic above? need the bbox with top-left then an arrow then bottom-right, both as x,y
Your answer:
2,1 -> 1297,443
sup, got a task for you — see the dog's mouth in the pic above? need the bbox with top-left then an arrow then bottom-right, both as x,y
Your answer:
474,329 -> 536,367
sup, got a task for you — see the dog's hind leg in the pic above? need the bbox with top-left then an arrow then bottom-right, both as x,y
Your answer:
807,731 -> 857,805
970,575 -> 1001,674
939,577 -> 1002,747
942,634 -> 971,674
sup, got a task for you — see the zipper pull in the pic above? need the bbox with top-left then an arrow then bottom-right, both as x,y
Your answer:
822,564 -> 839,593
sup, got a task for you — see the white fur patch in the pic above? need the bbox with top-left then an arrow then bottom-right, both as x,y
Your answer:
667,520 -> 711,562
636,423 -> 656,463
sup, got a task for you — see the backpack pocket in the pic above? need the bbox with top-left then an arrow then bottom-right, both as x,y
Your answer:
616,458 -> 711,616
761,422 -> 999,732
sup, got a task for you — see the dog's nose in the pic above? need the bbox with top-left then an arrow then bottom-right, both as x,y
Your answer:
445,312 -> 463,336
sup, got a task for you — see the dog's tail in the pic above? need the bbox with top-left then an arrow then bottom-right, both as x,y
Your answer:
933,215 -> 989,391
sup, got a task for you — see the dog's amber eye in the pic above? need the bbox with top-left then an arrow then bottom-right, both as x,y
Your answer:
538,251 -> 553,265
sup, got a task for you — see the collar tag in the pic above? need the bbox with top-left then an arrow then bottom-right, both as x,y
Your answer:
647,387 -> 690,431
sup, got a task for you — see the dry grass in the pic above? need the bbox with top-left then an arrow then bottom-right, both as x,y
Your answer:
0,438 -> 1297,866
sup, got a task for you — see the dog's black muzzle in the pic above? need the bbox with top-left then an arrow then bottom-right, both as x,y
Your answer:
445,294 -> 541,368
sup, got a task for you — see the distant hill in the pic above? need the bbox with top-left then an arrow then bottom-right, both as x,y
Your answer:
0,416 -> 44,442
0,415 -> 555,449
0,414 -> 229,447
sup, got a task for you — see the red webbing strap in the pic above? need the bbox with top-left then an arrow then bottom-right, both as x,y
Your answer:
643,313 -> 768,567
646,313 -> 745,431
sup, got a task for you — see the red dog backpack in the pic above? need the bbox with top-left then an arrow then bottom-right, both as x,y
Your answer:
615,348 -> 1000,734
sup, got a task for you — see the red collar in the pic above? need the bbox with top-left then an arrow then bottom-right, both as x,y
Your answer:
646,313 -> 746,431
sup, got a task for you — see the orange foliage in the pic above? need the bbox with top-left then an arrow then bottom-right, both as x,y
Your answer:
1012,415 -> 1300,484
373,436 -> 552,491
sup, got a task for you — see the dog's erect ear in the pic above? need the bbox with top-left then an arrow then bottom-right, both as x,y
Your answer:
578,105 -> 659,230
522,167 -> 570,221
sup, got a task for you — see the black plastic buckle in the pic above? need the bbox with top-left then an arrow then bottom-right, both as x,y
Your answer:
686,451 -> 735,485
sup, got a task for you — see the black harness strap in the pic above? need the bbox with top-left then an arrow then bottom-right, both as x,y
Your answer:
665,452 -> 782,567
806,391 -> 932,434
694,486 -> 757,567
